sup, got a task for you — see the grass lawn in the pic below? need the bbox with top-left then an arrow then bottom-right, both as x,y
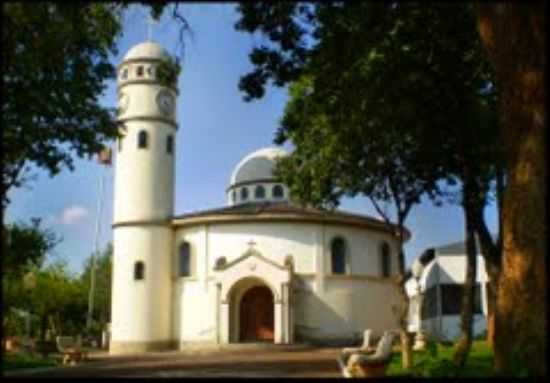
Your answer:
2,352 -> 58,372
387,340 -> 494,378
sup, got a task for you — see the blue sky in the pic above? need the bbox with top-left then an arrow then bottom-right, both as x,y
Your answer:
5,4 -> 498,275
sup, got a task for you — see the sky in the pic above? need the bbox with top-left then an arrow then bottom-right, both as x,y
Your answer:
5,4 -> 498,275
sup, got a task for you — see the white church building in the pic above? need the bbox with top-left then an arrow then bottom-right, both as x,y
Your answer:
109,41 -> 408,354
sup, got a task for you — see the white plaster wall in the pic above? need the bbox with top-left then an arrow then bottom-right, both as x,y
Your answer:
433,255 -> 489,285
294,277 -> 400,341
175,280 -> 218,343
118,83 -> 177,122
114,66 -> 177,223
206,222 -> 318,274
111,226 -> 172,343
323,226 -> 399,277
172,221 -> 402,344
113,119 -> 175,222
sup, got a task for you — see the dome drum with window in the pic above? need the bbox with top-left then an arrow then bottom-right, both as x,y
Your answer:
227,148 -> 289,206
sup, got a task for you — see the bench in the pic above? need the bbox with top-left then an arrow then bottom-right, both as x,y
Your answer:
56,336 -> 87,365
338,330 -> 397,378
341,329 -> 374,356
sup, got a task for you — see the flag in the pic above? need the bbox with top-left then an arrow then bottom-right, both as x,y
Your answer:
98,147 -> 112,165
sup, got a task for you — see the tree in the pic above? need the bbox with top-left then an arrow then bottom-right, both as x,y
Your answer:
2,3 -> 124,208
476,3 -> 546,377
2,218 -> 61,338
80,243 -> 113,335
3,218 -> 61,276
275,75 -> 450,369
1,2 -> 188,211
236,2 -> 500,370
18,261 -> 85,340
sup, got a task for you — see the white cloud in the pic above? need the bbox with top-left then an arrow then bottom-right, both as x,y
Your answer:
59,205 -> 89,225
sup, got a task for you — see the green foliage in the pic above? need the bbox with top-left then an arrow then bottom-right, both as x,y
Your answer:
156,56 -> 182,87
2,352 -> 57,371
236,1 -> 500,226
80,243 -> 113,333
2,3 -> 123,205
3,218 -> 61,276
1,3 -> 190,208
388,340 -> 494,377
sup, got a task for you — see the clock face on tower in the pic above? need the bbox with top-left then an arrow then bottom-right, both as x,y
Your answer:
118,93 -> 129,114
156,90 -> 175,116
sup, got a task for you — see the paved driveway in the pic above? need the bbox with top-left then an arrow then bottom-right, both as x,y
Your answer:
6,346 -> 343,378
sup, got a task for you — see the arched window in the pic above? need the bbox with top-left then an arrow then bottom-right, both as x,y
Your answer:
134,261 -> 145,280
147,66 -> 154,77
273,185 -> 284,198
381,242 -> 391,277
231,190 -> 236,203
255,185 -> 265,199
179,242 -> 191,277
166,135 -> 173,154
241,187 -> 249,201
136,66 -> 144,77
331,237 -> 347,274
138,130 -> 148,149
121,68 -> 128,80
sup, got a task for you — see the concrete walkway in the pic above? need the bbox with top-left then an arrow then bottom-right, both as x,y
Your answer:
4,345 -> 343,378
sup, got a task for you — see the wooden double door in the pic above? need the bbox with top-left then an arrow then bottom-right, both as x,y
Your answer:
239,286 -> 274,342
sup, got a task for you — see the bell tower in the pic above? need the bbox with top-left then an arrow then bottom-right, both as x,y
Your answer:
110,41 -> 179,354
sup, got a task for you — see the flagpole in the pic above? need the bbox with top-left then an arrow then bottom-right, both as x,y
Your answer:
86,149 -> 110,335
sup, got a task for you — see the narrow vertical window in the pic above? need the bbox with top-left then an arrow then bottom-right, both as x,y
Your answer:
136,66 -> 144,77
331,237 -> 347,274
241,187 -> 249,201
255,185 -> 265,199
179,242 -> 191,277
138,130 -> 148,149
166,135 -> 173,154
118,137 -> 123,152
134,261 -> 145,280
231,190 -> 236,204
381,242 -> 391,277
272,185 -> 284,198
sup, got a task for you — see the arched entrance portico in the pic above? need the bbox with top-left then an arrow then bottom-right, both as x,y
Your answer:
239,285 -> 274,342
215,249 -> 294,344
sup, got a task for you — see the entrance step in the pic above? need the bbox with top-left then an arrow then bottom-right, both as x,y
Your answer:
178,342 -> 314,353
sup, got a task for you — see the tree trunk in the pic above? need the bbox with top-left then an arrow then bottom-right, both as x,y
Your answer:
485,280 -> 495,347
40,314 -> 48,342
396,280 -> 413,369
476,3 -> 546,377
472,193 -> 502,349
453,185 -> 478,367
395,225 -> 413,370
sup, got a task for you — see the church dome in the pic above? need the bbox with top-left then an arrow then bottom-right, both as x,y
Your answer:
123,41 -> 170,61
230,147 -> 288,186
227,147 -> 289,206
